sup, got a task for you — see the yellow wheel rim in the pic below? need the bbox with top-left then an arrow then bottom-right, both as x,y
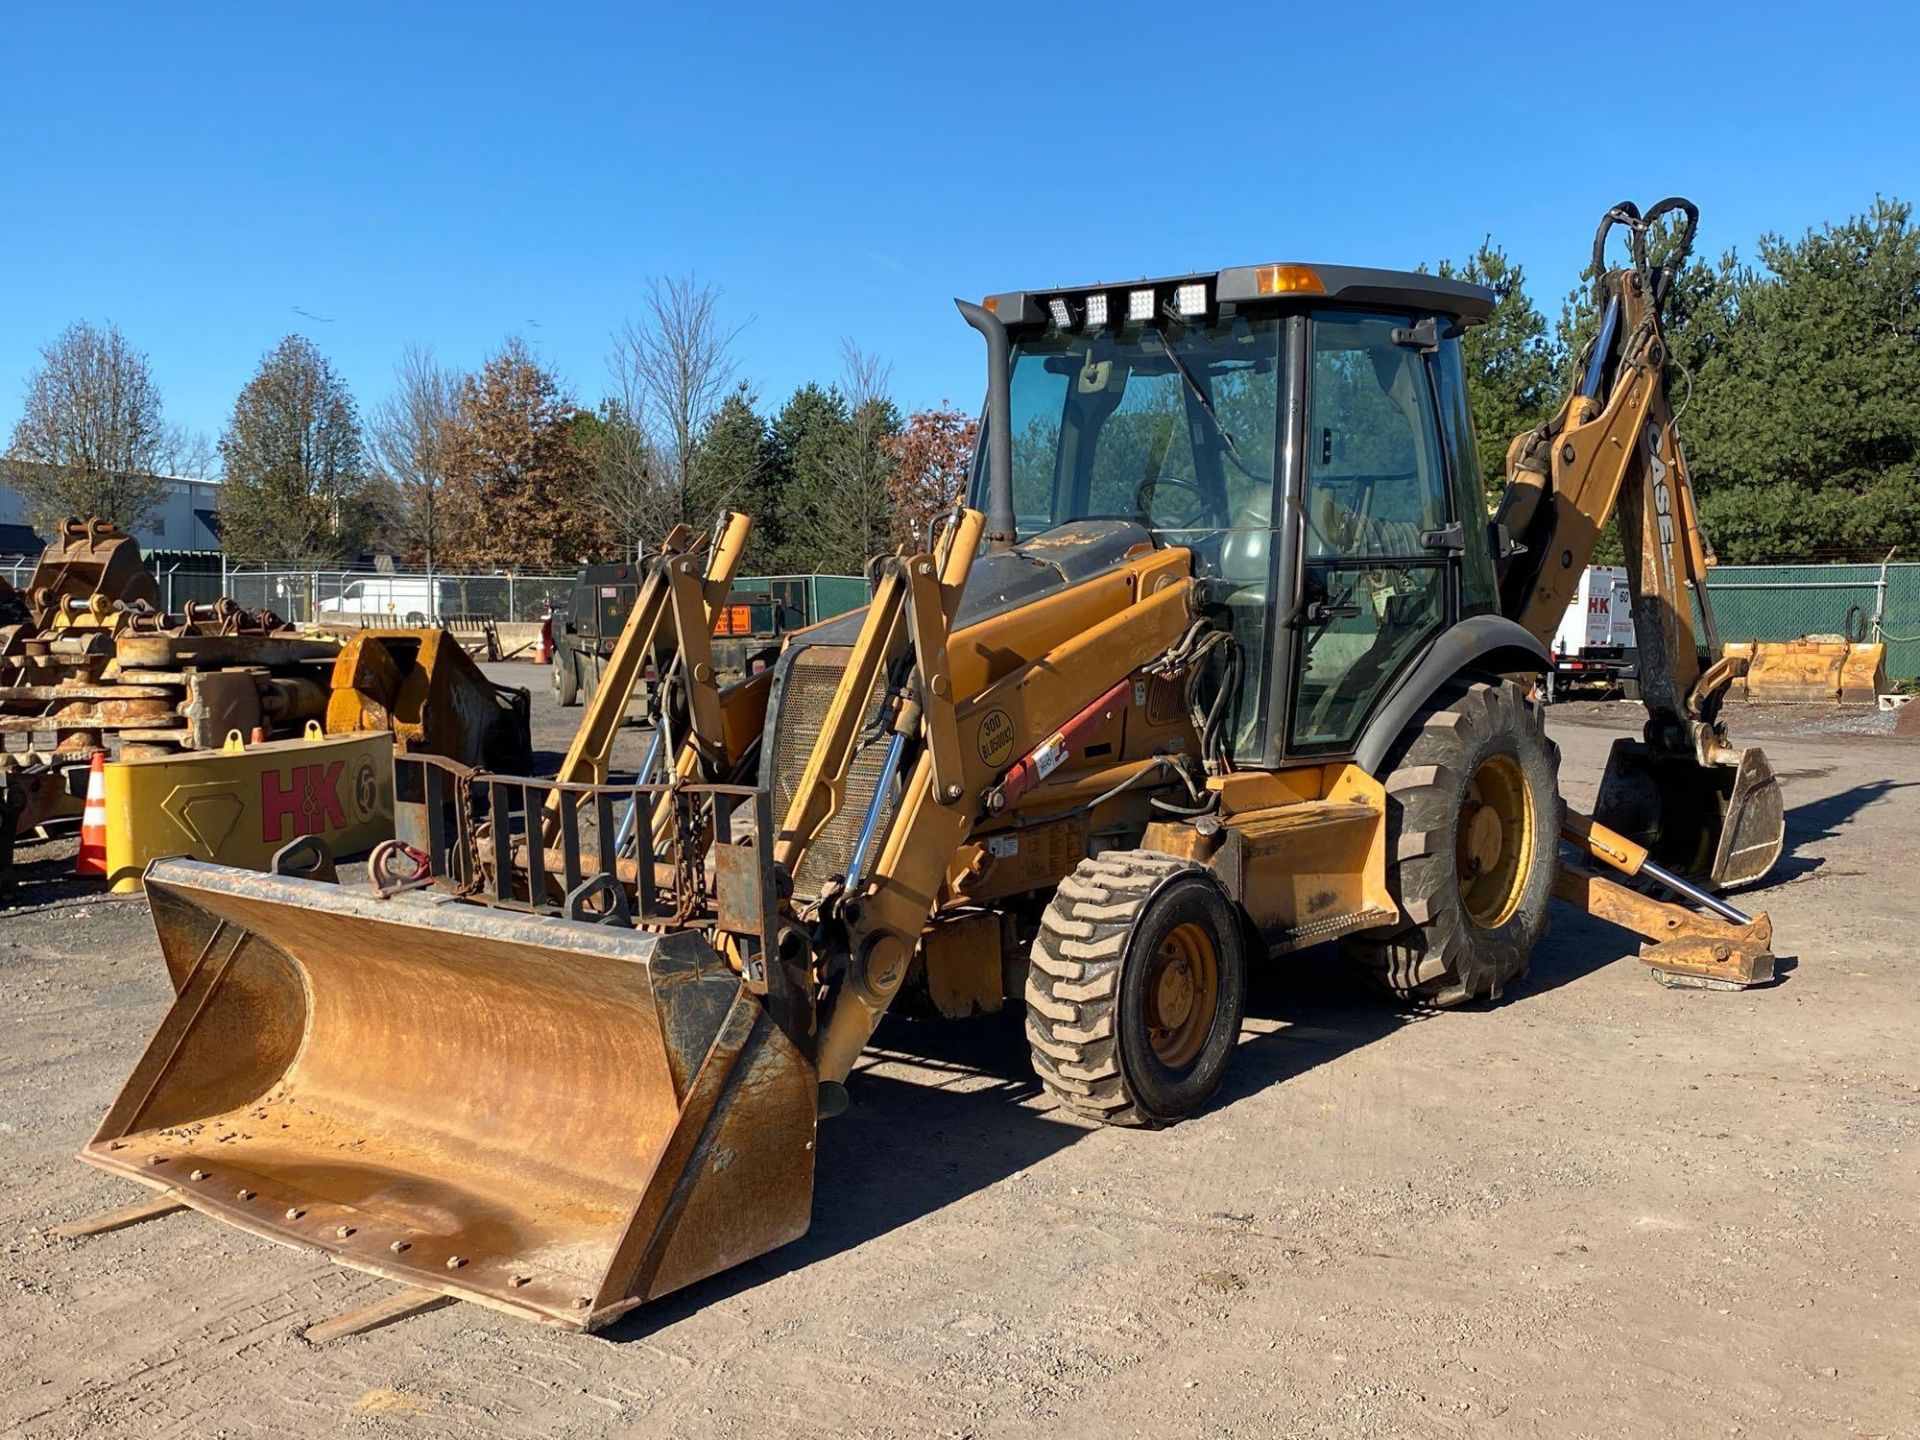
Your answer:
1145,921 -> 1219,1069
1456,753 -> 1532,929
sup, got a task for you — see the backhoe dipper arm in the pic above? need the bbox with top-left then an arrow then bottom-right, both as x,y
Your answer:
1495,198 -> 1713,713
1494,198 -> 1783,888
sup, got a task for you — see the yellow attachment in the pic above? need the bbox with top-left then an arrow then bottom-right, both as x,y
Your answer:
82,860 -> 818,1332
101,730 -> 394,893
20,516 -> 158,625
1740,639 -> 1888,703
326,629 -> 523,768
920,909 -> 1008,1019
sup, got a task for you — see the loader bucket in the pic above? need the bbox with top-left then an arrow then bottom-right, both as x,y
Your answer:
81,859 -> 817,1332
1593,739 -> 1784,888
1741,640 -> 1889,705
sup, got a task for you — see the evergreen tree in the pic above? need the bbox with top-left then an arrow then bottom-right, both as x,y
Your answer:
1437,241 -> 1555,490
1686,199 -> 1920,561
766,382 -> 853,572
689,383 -> 777,567
218,335 -> 372,563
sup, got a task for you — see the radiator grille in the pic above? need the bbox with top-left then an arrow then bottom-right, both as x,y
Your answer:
769,645 -> 897,900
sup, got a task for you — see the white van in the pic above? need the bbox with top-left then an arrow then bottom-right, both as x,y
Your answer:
314,577 -> 457,626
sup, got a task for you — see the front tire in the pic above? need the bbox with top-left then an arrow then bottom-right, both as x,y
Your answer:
1341,679 -> 1559,1007
1026,852 -> 1247,1127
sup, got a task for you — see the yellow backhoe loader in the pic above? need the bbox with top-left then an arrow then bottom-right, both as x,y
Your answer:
76,199 -> 1787,1334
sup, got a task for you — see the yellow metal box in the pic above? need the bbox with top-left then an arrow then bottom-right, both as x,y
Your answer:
103,726 -> 395,893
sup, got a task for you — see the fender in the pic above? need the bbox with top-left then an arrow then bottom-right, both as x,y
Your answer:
1353,614 -> 1550,775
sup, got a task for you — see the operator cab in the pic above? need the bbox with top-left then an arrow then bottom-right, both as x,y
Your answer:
968,265 -> 1499,766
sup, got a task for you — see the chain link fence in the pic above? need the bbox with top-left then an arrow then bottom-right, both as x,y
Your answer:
2,557 -> 872,629
215,568 -> 578,626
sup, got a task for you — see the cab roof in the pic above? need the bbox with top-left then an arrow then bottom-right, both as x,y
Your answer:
984,264 -> 1494,329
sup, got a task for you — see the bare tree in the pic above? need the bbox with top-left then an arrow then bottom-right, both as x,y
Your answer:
157,424 -> 217,480
371,345 -> 461,573
811,341 -> 900,571
608,274 -> 746,529
2,320 -> 171,530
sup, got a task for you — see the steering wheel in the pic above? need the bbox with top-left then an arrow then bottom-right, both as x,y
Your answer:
1136,475 -> 1212,530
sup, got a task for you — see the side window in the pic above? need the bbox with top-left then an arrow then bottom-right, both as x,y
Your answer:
1304,312 -> 1447,559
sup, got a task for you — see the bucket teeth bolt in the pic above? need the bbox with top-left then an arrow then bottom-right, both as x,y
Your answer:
189,1169 -> 208,1181
390,1240 -> 411,1253
237,1189 -> 254,1200
336,1225 -> 355,1238
286,1207 -> 304,1220
509,1274 -> 532,1288
446,1256 -> 467,1270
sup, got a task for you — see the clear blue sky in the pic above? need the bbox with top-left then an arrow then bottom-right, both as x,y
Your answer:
3,2 -> 1915,461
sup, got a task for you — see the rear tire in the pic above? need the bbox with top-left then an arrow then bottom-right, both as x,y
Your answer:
1341,679 -> 1559,1007
553,648 -> 581,707
1026,852 -> 1247,1128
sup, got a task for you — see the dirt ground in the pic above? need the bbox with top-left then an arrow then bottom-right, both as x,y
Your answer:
2,680 -> 1916,1439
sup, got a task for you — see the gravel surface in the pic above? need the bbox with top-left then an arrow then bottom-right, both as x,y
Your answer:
3,677 -> 1915,1438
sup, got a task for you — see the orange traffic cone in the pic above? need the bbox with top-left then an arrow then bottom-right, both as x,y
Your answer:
75,750 -> 108,877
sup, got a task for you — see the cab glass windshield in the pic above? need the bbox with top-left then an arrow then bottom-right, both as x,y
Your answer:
997,314 -> 1283,552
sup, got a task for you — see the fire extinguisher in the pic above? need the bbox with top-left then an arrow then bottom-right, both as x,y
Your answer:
536,605 -> 554,666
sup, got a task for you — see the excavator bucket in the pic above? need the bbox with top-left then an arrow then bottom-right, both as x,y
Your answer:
1594,739 -> 1785,889
80,858 -> 817,1332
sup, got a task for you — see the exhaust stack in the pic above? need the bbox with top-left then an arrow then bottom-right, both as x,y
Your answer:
956,298 -> 1016,550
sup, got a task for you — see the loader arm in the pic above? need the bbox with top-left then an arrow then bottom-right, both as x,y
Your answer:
763,509 -> 1200,1089
542,511 -> 754,845
1493,198 -> 1783,887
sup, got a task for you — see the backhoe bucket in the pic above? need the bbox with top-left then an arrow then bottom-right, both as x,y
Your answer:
81,859 -> 817,1332
1593,739 -> 1784,888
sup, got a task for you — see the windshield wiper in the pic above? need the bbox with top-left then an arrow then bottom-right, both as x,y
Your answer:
1149,322 -> 1258,479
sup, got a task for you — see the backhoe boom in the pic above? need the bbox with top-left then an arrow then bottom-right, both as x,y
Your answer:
1492,198 -> 1784,886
